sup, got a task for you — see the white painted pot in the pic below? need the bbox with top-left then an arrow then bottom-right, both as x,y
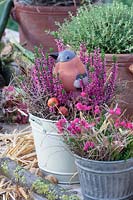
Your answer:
29,114 -> 79,184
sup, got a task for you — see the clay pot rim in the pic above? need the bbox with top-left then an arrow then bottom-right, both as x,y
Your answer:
104,54 -> 133,63
105,53 -> 133,57
83,52 -> 133,58
13,0 -> 77,13
87,52 -> 133,56
88,53 -> 133,60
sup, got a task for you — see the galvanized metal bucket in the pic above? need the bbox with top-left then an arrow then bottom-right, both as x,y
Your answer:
29,114 -> 79,184
75,155 -> 133,200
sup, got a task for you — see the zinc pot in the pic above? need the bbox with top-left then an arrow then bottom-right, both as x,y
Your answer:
12,1 -> 77,52
29,114 -> 79,184
105,53 -> 133,118
75,155 -> 133,200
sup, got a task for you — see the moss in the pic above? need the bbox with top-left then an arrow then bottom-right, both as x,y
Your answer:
32,179 -> 57,199
47,193 -> 58,200
13,165 -> 26,184
70,195 -> 80,200
32,179 -> 80,200
0,161 -> 80,200
21,174 -> 26,184
62,195 -> 69,200
1,161 -> 8,175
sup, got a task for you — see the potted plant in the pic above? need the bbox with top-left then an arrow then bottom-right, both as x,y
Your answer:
18,41 -> 117,183
10,0 -> 84,52
56,103 -> 133,199
53,1 -> 133,116
0,0 -> 112,50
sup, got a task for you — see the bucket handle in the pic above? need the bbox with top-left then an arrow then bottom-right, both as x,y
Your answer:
29,116 -> 43,125
29,115 -> 59,134
29,117 -> 55,134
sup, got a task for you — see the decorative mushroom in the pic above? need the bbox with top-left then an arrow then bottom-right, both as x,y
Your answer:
129,64 -> 133,74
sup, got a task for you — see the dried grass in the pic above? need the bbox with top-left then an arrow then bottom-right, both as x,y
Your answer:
0,126 -> 39,200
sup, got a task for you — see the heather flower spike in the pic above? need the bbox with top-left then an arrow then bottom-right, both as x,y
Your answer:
55,39 -> 66,52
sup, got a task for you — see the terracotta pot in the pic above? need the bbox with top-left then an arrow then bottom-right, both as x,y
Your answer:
12,1 -> 77,52
105,54 -> 133,118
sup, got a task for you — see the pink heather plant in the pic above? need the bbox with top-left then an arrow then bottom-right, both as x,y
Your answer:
20,48 -> 73,119
79,44 -> 118,106
19,42 -> 117,120
56,103 -> 133,161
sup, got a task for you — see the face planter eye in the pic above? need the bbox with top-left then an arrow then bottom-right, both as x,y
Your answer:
66,56 -> 70,60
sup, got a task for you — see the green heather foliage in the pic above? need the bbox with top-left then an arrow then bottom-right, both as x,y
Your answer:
118,0 -> 133,7
54,1 -> 133,53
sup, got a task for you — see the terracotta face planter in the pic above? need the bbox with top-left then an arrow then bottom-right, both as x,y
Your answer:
105,54 -> 133,118
12,1 -> 77,52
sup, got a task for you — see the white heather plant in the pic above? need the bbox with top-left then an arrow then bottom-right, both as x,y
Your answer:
53,1 -> 133,53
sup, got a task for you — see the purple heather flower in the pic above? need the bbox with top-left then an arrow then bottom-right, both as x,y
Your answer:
109,107 -> 121,116
120,121 -> 127,128
83,141 -> 95,151
80,119 -> 90,129
73,118 -> 80,123
76,102 -> 83,111
76,102 -> 88,111
81,91 -> 86,97
55,39 -> 66,52
126,122 -> 133,129
94,105 -> 100,115
115,108 -> 121,115
109,109 -> 115,115
86,106 -> 92,111
79,43 -> 89,65
3,86 -> 14,92
56,119 -> 67,133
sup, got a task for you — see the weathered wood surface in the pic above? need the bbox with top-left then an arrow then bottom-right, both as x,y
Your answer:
0,157 -> 80,200
30,192 -> 48,200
